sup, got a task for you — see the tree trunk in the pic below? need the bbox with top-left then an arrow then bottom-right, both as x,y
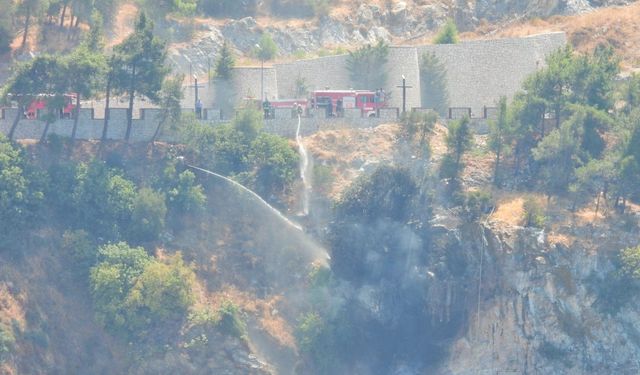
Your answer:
60,2 -> 68,27
125,64 -> 137,142
8,104 -> 23,141
101,73 -> 112,141
40,115 -> 52,143
70,93 -> 81,142
595,191 -> 601,217
493,149 -> 501,185
74,15 -> 80,28
21,7 -> 31,49
151,112 -> 167,144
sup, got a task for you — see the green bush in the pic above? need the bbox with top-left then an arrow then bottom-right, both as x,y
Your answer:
216,301 -> 247,340
433,19 -> 459,44
522,197 -> 546,228
128,188 -> 167,243
90,243 -> 195,339
463,190 -> 494,221
62,229 -> 97,269
0,324 -> 15,362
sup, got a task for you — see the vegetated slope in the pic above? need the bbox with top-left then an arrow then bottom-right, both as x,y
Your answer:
0,140 -> 316,375
463,1 -> 640,69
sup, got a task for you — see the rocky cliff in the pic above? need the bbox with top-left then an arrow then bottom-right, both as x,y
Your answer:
428,211 -> 640,374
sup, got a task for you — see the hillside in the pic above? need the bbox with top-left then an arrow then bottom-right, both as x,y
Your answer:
3,1 -> 640,374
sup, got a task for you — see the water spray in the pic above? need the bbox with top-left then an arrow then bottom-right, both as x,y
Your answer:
295,114 -> 312,216
186,163 -> 304,232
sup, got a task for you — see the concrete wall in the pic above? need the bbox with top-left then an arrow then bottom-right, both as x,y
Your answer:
275,54 -> 352,99
415,32 -> 567,115
186,33 -> 566,116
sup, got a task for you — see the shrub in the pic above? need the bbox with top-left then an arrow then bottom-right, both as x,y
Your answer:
90,244 -> 196,339
463,190 -> 494,221
522,197 -> 546,228
199,0 -> 257,17
216,301 -> 247,340
128,188 -> 167,243
433,19 -> 459,44
62,229 -> 97,269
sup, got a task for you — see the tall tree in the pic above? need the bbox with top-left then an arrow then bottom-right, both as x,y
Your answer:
346,39 -> 389,90
255,32 -> 277,61
112,12 -> 169,142
215,41 -> 235,80
489,97 -> 512,185
419,52 -> 449,116
2,55 -> 63,140
64,46 -> 107,141
0,0 -> 15,54
532,114 -> 584,197
152,74 -> 184,143
19,0 -> 47,49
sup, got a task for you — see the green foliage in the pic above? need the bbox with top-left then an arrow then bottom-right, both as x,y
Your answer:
522,197 -> 546,228
90,242 -> 152,334
179,108 -> 298,201
346,39 -> 389,90
489,97 -> 512,185
433,19 -> 459,44
619,246 -> 640,280
249,133 -> 299,197
90,243 -> 195,339
255,32 -> 278,61
215,41 -> 235,80
0,0 -> 13,54
336,165 -> 417,222
187,301 -> 247,341
0,324 -> 15,362
216,301 -> 247,339
162,163 -> 206,214
419,52 -> 449,115
112,12 -> 169,139
129,188 -> 167,243
441,116 -> 473,182
462,190 -> 494,221
403,110 -> 437,154
0,135 -> 44,245
532,114 -> 583,195
62,229 -> 97,270
47,160 -> 141,241
124,252 -> 195,333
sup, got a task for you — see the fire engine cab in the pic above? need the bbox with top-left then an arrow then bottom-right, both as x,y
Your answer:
310,89 -> 386,117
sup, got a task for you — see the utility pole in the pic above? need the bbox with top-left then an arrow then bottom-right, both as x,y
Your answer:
396,75 -> 413,115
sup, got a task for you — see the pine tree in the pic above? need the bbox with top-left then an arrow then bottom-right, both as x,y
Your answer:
419,52 -> 449,116
433,19 -> 459,44
112,12 -> 169,142
215,41 -> 235,81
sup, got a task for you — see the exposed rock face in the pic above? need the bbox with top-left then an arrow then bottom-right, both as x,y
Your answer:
430,215 -> 640,374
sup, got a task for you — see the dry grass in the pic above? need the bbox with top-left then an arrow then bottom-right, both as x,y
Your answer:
304,123 -> 401,199
200,285 -> 296,349
108,2 -> 138,47
462,2 -> 640,69
0,285 -> 25,332
491,195 -> 525,226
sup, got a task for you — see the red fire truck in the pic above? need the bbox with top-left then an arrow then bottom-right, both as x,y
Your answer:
25,94 -> 77,120
309,89 -> 386,117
